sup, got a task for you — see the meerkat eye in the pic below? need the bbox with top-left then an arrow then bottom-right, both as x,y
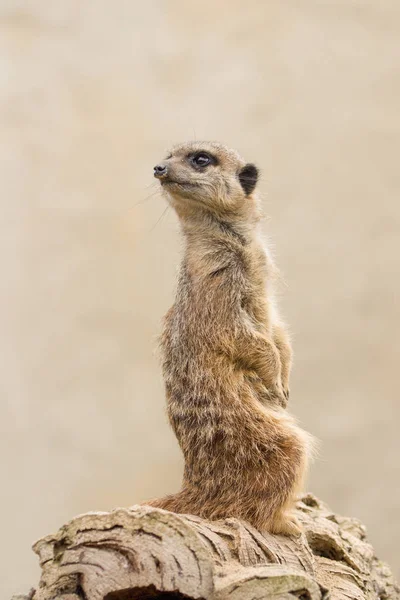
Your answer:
191,152 -> 211,168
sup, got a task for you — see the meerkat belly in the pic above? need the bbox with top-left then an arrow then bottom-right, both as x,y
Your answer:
163,343 -> 243,443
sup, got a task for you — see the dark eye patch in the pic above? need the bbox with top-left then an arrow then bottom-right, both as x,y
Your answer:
188,152 -> 218,169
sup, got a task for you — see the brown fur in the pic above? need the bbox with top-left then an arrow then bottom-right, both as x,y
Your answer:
145,142 -> 313,535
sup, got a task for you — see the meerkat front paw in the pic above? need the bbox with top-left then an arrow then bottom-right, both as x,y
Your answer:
272,381 -> 288,408
283,386 -> 290,404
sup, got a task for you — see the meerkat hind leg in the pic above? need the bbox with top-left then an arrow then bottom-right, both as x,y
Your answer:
268,510 -> 302,537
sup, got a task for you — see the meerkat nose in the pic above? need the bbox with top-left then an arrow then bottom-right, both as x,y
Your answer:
154,164 -> 168,178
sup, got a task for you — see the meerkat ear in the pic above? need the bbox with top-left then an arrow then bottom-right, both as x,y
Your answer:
238,163 -> 259,196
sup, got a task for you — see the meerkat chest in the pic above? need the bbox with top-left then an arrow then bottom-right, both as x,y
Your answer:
240,242 -> 275,330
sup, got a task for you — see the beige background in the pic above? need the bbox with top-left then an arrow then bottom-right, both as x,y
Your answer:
1,1 -> 400,596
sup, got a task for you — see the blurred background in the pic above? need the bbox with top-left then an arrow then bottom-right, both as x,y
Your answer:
1,1 -> 400,596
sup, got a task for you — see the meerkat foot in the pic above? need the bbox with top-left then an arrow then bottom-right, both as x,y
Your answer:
269,513 -> 302,537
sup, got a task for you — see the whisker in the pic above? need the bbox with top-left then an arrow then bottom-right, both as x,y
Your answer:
145,181 -> 158,190
124,189 -> 161,212
149,204 -> 169,233
136,189 -> 161,206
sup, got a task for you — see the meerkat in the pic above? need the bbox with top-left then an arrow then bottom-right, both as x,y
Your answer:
146,142 -> 313,535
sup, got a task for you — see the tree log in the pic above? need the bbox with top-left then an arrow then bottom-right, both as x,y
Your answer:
11,494 -> 399,600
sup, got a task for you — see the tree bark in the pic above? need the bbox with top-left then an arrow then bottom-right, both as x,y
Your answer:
11,494 -> 399,600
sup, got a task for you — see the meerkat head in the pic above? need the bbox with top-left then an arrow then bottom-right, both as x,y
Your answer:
153,141 -> 260,221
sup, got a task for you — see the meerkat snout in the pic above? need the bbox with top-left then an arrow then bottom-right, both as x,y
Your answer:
154,164 -> 168,178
